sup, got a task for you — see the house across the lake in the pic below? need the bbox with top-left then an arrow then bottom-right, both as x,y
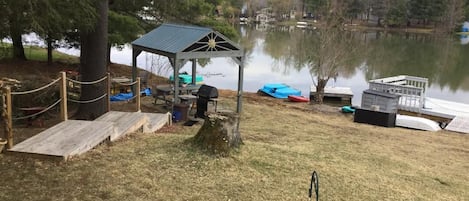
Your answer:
255,8 -> 275,24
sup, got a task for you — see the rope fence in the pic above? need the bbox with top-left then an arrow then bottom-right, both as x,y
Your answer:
114,80 -> 138,86
1,71 -> 142,149
11,77 -> 61,95
68,93 -> 107,104
106,77 -> 141,112
66,74 -> 109,106
12,99 -> 61,121
67,76 -> 108,85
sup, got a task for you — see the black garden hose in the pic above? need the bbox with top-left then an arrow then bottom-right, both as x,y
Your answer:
308,171 -> 319,201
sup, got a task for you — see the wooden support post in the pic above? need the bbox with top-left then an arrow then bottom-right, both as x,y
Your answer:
106,73 -> 111,112
59,72 -> 68,121
191,59 -> 197,85
2,87 -> 13,149
136,77 -> 141,112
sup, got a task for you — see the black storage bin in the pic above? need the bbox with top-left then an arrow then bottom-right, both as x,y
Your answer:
354,108 -> 396,127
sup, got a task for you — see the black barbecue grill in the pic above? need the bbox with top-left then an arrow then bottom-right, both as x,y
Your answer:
196,84 -> 218,118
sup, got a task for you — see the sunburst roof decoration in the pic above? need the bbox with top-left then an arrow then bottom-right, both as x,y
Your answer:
183,32 -> 239,52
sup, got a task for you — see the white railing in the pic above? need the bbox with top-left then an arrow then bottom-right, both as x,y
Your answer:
369,75 -> 428,113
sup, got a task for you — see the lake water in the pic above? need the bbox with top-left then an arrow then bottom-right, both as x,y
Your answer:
56,26 -> 469,105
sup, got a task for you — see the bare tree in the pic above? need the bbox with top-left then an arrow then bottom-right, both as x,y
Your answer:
441,0 -> 465,33
146,54 -> 172,78
307,1 -> 357,104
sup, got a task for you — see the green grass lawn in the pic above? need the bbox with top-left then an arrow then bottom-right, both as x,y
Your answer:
0,96 -> 468,201
0,43 -> 78,63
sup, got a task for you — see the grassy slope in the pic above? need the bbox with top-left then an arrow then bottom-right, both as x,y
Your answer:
0,44 -> 79,63
1,47 -> 468,200
0,95 -> 468,201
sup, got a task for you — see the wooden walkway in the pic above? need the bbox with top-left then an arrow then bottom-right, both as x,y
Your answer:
310,86 -> 353,103
445,116 -> 469,134
422,97 -> 469,119
96,111 -> 149,141
8,112 -> 171,160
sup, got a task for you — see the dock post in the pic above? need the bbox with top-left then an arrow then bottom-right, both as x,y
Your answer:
106,73 -> 111,112
136,77 -> 141,112
2,87 -> 13,149
59,72 -> 68,121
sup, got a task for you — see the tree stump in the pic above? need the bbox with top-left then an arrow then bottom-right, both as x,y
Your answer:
193,111 -> 242,156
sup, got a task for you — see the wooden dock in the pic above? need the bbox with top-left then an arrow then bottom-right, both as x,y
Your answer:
365,75 -> 469,134
8,112 -> 171,160
399,97 -> 469,121
310,86 -> 353,103
422,97 -> 469,119
445,116 -> 469,134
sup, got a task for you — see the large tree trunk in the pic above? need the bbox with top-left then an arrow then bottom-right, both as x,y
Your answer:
193,111 -> 242,156
9,19 -> 26,60
75,0 -> 109,120
314,78 -> 327,104
107,44 -> 112,66
46,36 -> 53,65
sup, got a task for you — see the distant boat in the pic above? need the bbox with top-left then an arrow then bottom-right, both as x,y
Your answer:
288,95 -> 309,102
240,17 -> 249,24
462,21 -> 469,32
296,21 -> 308,28
258,83 -> 301,99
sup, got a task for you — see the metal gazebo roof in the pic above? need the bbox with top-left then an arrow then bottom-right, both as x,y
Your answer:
130,23 -> 245,113
132,24 -> 243,59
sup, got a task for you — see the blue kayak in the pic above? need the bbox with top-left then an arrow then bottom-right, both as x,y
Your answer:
259,83 -> 301,99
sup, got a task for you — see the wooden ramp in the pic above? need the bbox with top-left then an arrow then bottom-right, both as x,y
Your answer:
9,120 -> 114,160
95,111 -> 148,141
445,116 -> 469,134
95,111 -> 171,140
143,112 -> 172,133
8,112 -> 171,160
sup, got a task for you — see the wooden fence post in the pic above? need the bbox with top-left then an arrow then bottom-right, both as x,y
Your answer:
106,73 -> 111,112
136,77 -> 141,112
59,72 -> 68,121
2,87 -> 13,149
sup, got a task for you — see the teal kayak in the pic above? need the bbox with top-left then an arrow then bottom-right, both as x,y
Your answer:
341,106 -> 356,113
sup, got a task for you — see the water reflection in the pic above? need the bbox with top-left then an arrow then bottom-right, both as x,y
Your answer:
461,35 -> 469,45
228,25 -> 469,104
49,26 -> 469,105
